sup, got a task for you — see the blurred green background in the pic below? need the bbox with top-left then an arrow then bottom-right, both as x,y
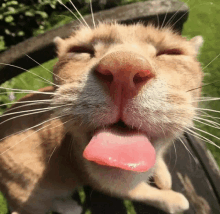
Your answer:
0,0 -> 219,213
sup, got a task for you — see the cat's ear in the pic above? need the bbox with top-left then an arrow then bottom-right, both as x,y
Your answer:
53,36 -> 65,56
54,36 -> 64,47
190,36 -> 203,55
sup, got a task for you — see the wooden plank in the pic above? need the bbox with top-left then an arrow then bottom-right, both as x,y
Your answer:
165,136 -> 220,213
185,132 -> 220,203
0,0 -> 188,84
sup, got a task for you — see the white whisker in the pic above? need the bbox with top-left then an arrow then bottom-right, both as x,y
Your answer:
47,119 -> 73,163
202,53 -> 220,71
199,113 -> 220,121
57,0 -> 86,27
0,99 -> 51,108
4,101 -> 52,114
0,105 -> 62,119
90,0 -> 96,28
193,126 -> 220,141
0,91 -> 53,96
156,12 -> 160,28
178,137 -> 196,163
196,107 -> 220,114
25,54 -> 66,82
0,63 -> 59,88
193,97 -> 220,102
0,114 -> 68,156
171,140 -> 177,173
194,117 -> 220,129
161,4 -> 171,29
48,146 -> 58,163
171,2 -> 214,30
0,107 -> 64,127
186,128 -> 220,149
165,0 -> 189,28
170,10 -> 188,30
69,0 -> 90,28
0,86 -> 55,95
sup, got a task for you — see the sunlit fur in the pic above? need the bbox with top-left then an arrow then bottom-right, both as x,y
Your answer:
0,22 -> 205,214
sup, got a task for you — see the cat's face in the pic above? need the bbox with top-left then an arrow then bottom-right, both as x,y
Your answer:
52,23 -> 203,152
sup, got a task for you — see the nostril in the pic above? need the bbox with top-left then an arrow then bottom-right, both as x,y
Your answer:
133,71 -> 152,85
95,69 -> 114,84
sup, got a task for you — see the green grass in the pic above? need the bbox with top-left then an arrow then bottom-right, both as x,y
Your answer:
181,0 -> 220,165
0,193 -> 7,214
0,0 -> 220,213
0,58 -> 56,114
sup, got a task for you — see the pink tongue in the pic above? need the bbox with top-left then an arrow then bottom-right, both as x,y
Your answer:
83,130 -> 156,172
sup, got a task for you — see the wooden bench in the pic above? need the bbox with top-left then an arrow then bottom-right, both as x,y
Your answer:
1,1 -> 219,213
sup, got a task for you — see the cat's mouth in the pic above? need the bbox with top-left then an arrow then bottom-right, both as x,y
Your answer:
104,120 -> 139,134
83,120 -> 156,172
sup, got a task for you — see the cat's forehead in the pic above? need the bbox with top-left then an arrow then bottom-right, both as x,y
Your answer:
71,23 -> 186,45
57,23 -> 196,56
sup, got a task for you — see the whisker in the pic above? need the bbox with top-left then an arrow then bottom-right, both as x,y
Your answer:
170,2 -> 214,30
197,110 -> 220,125
0,101 -> 75,126
156,12 -> 160,28
196,107 -> 220,114
193,126 -> 220,141
57,0 -> 86,27
0,114 -> 68,156
0,86 -> 55,95
199,113 -> 220,121
194,117 -> 220,129
202,53 -> 220,71
0,99 -> 51,108
47,118 -> 73,163
186,128 -> 220,149
48,146 -> 58,163
0,63 -> 59,88
4,102 -> 52,114
193,97 -> 220,102
90,0 -> 96,28
186,52 -> 220,92
0,107 -> 63,127
171,140 -> 177,173
178,137 -> 196,163
161,4 -> 171,29
170,10 -> 188,30
0,91 -> 53,97
69,0 -> 90,28
25,54 -> 66,83
0,105 -> 63,119
186,81 -> 220,92
165,0 -> 189,28
0,114 -> 68,144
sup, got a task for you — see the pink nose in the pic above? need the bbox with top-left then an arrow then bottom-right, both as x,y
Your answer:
95,51 -> 154,105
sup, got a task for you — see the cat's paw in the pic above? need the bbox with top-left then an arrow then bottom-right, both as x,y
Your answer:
159,191 -> 189,213
154,159 -> 172,190
52,198 -> 82,214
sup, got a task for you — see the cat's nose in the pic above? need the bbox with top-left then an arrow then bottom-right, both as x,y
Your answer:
95,51 -> 154,104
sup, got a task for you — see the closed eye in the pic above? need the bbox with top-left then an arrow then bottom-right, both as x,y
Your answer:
67,46 -> 95,56
156,49 -> 182,56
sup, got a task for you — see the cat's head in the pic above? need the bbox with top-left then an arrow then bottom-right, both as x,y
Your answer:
52,23 -> 203,160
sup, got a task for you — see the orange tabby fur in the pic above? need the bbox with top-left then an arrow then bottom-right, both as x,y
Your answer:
0,23 -> 204,214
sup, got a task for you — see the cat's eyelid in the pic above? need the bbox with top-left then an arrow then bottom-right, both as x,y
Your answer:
156,48 -> 182,57
67,45 -> 95,56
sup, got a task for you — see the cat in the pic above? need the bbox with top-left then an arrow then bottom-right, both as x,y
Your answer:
0,2 -> 212,214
